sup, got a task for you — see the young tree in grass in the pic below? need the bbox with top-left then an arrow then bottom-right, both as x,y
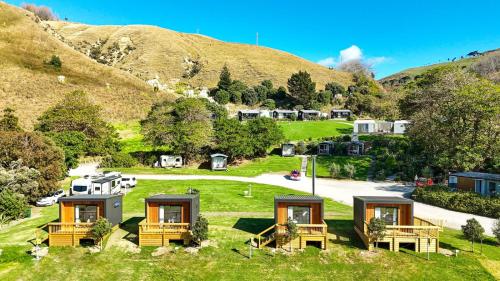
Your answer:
368,217 -> 386,251
91,217 -> 112,250
493,218 -> 500,245
329,163 -> 341,178
344,164 -> 356,179
0,108 -> 22,132
287,71 -> 317,108
192,215 -> 209,244
461,218 -> 484,252
217,65 -> 232,91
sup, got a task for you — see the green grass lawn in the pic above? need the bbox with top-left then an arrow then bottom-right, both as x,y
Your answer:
307,156 -> 372,180
0,179 -> 498,280
114,121 -> 168,154
112,155 -> 302,177
278,120 -> 353,141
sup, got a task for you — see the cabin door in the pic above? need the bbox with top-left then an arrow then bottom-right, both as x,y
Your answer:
474,180 -> 484,195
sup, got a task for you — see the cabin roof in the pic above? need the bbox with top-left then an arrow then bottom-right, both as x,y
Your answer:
275,195 -> 323,202
394,120 -> 410,124
211,153 -> 228,158
273,109 -> 296,113
59,194 -> 122,201
92,174 -> 121,183
300,110 -> 320,113
450,172 -> 500,181
239,110 -> 260,114
354,196 -> 413,204
354,119 -> 376,124
146,194 -> 199,202
331,109 -> 352,113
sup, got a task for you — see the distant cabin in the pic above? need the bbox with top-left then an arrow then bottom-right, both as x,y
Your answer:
272,109 -> 298,120
331,109 -> 352,119
448,172 -> 500,196
48,194 -> 123,246
281,143 -> 295,157
353,196 -> 441,252
139,194 -> 200,246
393,120 -> 410,134
256,195 -> 327,250
238,110 -> 259,121
317,141 -> 334,156
354,120 -> 393,134
211,153 -> 228,171
298,110 -> 321,120
347,141 -> 365,156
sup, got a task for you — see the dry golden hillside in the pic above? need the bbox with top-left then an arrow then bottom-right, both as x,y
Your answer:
0,3 -> 160,128
45,21 -> 352,89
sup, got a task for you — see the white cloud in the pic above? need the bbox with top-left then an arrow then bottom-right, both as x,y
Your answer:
317,57 -> 336,67
365,56 -> 388,66
339,45 -> 362,63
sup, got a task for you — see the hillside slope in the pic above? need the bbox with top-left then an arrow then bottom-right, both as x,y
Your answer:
44,21 -> 352,89
0,3 -> 160,128
380,49 -> 500,89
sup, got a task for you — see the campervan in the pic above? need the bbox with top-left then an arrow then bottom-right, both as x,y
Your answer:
160,155 -> 183,168
70,172 -> 122,195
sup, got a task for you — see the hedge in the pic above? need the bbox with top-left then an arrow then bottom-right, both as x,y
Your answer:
412,185 -> 500,218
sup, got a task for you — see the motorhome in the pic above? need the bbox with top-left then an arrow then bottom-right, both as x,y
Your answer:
159,155 -> 183,168
70,172 -> 122,195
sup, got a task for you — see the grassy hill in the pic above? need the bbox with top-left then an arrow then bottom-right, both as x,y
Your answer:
44,21 -> 352,89
379,49 -> 499,89
0,3 -> 164,128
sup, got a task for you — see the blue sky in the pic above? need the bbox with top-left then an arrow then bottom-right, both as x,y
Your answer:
9,0 -> 500,78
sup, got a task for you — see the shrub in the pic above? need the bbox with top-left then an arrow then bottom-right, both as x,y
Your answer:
262,99 -> 276,110
100,152 -> 137,168
493,219 -> 500,244
22,3 -> 58,21
229,91 -> 242,104
412,186 -> 500,218
329,163 -> 341,178
368,217 -> 386,250
214,89 -> 230,105
0,189 -> 29,222
192,215 -> 209,243
48,55 -> 62,69
344,164 -> 356,179
285,220 -> 299,243
91,217 -> 112,250
295,141 -> 306,155
242,88 -> 258,106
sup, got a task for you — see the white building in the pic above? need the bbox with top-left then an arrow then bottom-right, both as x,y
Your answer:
393,120 -> 410,134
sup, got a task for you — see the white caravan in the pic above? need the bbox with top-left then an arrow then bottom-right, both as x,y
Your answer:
70,172 -> 122,195
159,155 -> 183,168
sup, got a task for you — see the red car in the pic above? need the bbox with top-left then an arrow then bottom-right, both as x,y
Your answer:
290,170 -> 301,181
415,177 -> 433,187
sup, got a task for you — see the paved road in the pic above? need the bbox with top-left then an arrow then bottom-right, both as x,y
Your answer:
129,173 -> 496,236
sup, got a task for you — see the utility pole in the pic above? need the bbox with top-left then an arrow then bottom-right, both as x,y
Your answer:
312,155 -> 317,195
256,32 -> 259,46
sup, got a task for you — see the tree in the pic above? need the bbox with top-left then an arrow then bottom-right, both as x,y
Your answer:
203,99 -> 228,120
0,108 -> 22,132
317,90 -> 332,105
213,118 -> 253,161
214,89 -> 230,105
368,217 -> 386,250
262,99 -> 276,110
247,118 -> 284,157
141,98 -> 212,164
261,80 -> 273,91
91,217 -> 112,250
493,218 -> 500,244
47,131 -> 86,169
461,218 -> 484,252
254,85 -> 269,102
338,59 -> 373,77
217,65 -> 232,90
400,66 -> 500,173
35,91 -> 119,156
329,163 -> 341,178
242,88 -> 258,106
325,82 -> 346,97
0,132 -> 64,202
48,55 -> 62,69
285,220 -> 299,243
22,3 -> 58,21
192,215 -> 209,244
228,80 -> 248,104
287,71 -> 317,108
0,160 -> 40,200
0,189 -> 29,222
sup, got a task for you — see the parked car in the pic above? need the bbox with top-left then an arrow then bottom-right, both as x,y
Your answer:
415,177 -> 434,187
36,189 -> 66,206
121,177 -> 137,188
290,170 -> 301,181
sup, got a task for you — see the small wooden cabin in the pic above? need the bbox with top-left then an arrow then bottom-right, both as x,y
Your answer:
139,194 -> 200,246
281,143 -> 295,157
238,110 -> 260,121
331,109 -> 352,119
318,141 -> 334,156
273,109 -> 298,120
448,172 -> 500,196
353,196 -> 441,252
48,194 -> 123,246
298,110 -> 321,120
211,153 -> 228,171
347,141 -> 365,156
256,195 -> 327,250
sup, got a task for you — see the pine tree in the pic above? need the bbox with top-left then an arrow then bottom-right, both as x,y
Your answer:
217,65 -> 232,90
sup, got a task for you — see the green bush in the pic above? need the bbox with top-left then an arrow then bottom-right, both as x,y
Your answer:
192,215 -> 209,243
100,152 -> 137,168
412,185 -> 500,218
214,89 -> 230,105
0,189 -> 29,222
329,163 -> 341,178
48,55 -> 62,69
92,217 -> 112,249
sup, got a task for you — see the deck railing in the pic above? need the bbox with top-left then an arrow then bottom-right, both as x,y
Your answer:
276,220 -> 328,236
138,219 -> 190,234
48,222 -> 94,234
362,216 -> 442,240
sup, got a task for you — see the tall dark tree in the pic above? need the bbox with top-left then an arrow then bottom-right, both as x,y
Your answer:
217,65 -> 232,91
0,108 -> 22,132
287,71 -> 317,108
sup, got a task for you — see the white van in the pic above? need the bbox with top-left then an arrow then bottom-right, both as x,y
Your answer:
160,155 -> 183,168
70,172 -> 122,195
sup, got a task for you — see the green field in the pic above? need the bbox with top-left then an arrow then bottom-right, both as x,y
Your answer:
112,155 -> 302,177
278,120 -> 353,141
307,156 -> 372,180
0,180 -> 498,280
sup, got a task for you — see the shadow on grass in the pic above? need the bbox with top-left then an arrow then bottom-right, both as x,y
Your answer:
232,218 -> 275,235
325,219 -> 364,249
120,216 -> 142,244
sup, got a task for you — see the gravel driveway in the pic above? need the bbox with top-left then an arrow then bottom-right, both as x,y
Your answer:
129,173 -> 496,236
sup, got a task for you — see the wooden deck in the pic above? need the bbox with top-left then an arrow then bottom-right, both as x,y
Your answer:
138,219 -> 191,246
355,217 -> 443,252
256,220 -> 328,250
48,222 -> 95,246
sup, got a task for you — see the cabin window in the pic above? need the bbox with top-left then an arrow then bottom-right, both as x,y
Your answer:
474,180 -> 483,194
358,124 -> 369,133
448,176 -> 457,189
287,206 -> 310,224
374,207 -> 398,225
73,185 -> 87,192
159,205 -> 182,223
75,205 -> 97,223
